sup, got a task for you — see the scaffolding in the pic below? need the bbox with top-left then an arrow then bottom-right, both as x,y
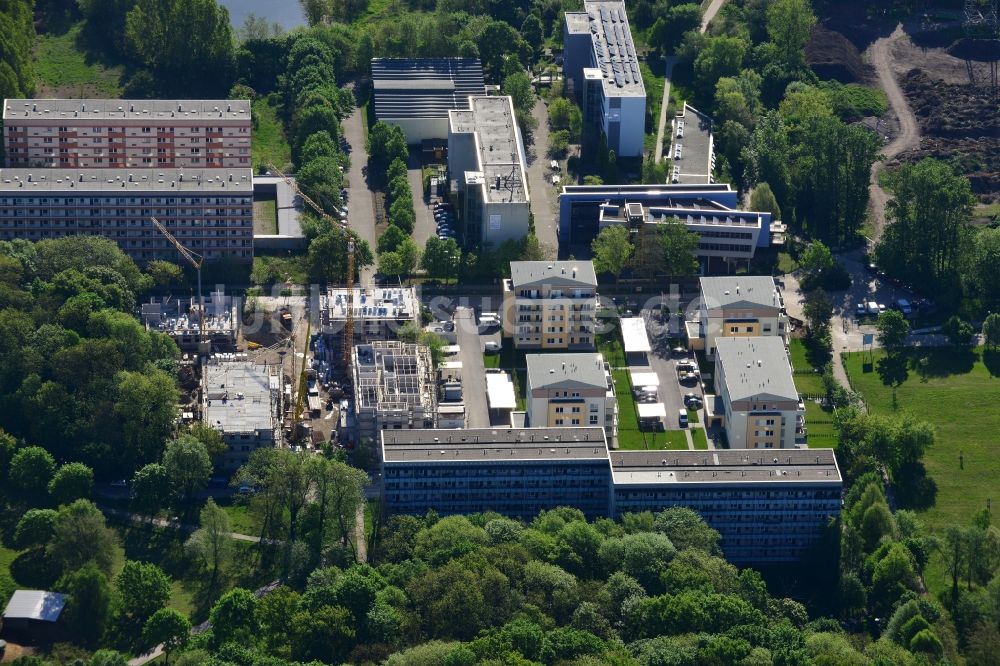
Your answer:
353,341 -> 437,437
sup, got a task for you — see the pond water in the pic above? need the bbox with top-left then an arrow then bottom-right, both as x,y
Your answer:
218,0 -> 306,32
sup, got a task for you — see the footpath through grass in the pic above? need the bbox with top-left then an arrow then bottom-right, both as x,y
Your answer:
843,347 -> 1000,530
33,21 -> 123,97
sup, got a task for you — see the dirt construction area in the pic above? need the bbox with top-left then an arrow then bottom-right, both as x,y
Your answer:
882,32 -> 1000,200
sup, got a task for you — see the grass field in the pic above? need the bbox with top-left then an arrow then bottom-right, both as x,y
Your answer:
613,370 -> 689,450
844,347 -> 1000,530
253,198 -> 278,235
803,400 -> 837,448
598,328 -> 626,368
33,22 -> 123,97
789,339 -> 826,397
692,428 -> 709,450
251,98 -> 292,171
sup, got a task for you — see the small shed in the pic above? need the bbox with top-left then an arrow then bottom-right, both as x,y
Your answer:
637,402 -> 666,431
486,372 -> 517,426
2,590 -> 67,642
621,317 -> 652,365
629,371 -> 660,396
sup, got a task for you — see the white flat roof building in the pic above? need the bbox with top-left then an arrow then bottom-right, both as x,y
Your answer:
448,95 -> 530,248
203,357 -> 281,471
563,1 -> 647,158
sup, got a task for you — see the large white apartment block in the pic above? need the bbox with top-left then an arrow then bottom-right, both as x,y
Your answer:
0,168 -> 254,263
708,336 -> 806,449
203,357 -> 281,473
526,353 -> 618,441
502,261 -> 598,351
3,99 -> 251,169
690,276 -> 788,357
448,95 -> 530,247
563,1 -> 646,158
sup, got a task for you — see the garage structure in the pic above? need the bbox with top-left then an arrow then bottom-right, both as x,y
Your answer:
371,58 -> 486,145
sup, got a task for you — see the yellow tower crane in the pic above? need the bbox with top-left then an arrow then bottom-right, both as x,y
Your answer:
264,164 -> 355,367
149,216 -> 206,354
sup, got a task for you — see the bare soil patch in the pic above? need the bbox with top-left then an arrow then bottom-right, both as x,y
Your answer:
807,25 -> 873,83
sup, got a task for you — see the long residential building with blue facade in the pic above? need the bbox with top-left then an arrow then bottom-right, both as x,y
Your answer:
381,427 -> 841,563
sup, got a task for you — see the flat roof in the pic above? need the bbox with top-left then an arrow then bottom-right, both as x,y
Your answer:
566,1 -> 645,98
324,286 -> 417,322
672,103 -> 714,184
630,371 -> 659,387
527,353 -> 608,390
486,373 -> 517,410
3,590 -> 66,622
637,402 -> 666,418
610,448 -> 841,485
381,427 -> 610,462
716,337 -> 798,403
0,168 -> 253,193
3,98 -> 250,122
450,96 -> 528,204
562,183 -> 734,197
621,317 -> 651,353
510,260 -> 597,288
371,58 -> 485,120
647,208 -> 762,230
204,359 -> 275,433
700,276 -> 782,310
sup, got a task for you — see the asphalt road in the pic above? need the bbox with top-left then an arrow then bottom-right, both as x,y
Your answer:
643,312 -> 702,431
408,149 -> 437,251
455,306 -> 490,427
342,105 -> 377,284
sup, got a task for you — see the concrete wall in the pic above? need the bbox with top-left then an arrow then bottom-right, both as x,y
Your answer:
481,199 -> 530,247
610,95 -> 646,158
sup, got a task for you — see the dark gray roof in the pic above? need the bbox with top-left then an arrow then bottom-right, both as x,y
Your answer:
716,337 -> 798,402
611,448 -> 841,485
371,58 -> 486,120
509,261 -> 597,288
3,590 -> 66,622
381,427 -> 609,461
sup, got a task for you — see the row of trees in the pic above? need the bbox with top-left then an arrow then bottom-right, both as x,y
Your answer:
100,505 -> 941,666
0,0 -> 34,100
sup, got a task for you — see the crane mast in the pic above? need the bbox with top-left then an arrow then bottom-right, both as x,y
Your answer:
149,216 -> 206,354
265,163 -> 356,370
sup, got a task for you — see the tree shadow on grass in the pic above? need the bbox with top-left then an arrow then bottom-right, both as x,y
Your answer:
877,353 -> 909,390
10,549 -> 61,589
893,461 -> 937,511
910,347 -> 977,381
984,348 -> 1000,378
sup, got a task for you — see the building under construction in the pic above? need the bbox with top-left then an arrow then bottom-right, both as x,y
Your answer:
320,285 -> 419,344
142,290 -> 239,352
353,341 -> 436,440
202,355 -> 282,473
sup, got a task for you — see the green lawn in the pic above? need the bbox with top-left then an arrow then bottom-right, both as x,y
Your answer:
483,353 -> 501,369
614,370 -> 688,450
843,347 -> 1000,530
33,22 -> 123,97
692,428 -> 709,450
251,254 -> 309,286
789,339 -> 825,397
219,502 -> 258,536
803,400 -> 837,449
251,97 -> 292,172
598,328 -> 626,368
253,198 -> 278,235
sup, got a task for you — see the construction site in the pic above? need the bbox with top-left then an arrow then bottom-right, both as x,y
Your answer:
142,290 -> 239,352
319,286 -> 418,347
353,341 -> 437,440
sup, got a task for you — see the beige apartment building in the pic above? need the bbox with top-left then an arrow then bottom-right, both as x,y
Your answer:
707,336 -> 805,449
689,276 -> 788,357
3,99 -> 251,169
526,353 -> 617,441
502,261 -> 598,350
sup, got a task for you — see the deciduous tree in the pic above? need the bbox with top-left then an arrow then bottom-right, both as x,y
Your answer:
48,462 -> 94,506
116,561 -> 171,625
591,226 -> 633,283
187,498 -> 233,591
163,435 -> 212,505
142,608 -> 191,663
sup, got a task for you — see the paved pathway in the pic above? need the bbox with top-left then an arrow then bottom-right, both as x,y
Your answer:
867,25 -> 920,242
525,98 -> 559,257
652,0 -> 727,163
354,503 -> 367,563
342,106 -> 377,284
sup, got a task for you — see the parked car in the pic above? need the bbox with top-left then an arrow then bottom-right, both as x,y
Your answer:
684,393 -> 703,409
866,301 -> 880,315
671,346 -> 688,356
856,303 -> 866,316
878,303 -> 886,313
896,298 -> 913,315
679,372 -> 699,384
678,409 -> 689,428
484,341 -> 501,354
676,360 -> 697,372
